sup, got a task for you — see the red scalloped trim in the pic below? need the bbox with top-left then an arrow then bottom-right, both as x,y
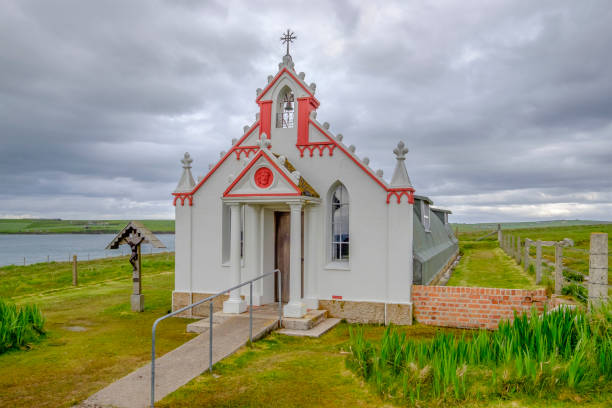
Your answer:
172,193 -> 193,206
296,142 -> 336,157
234,146 -> 259,160
386,188 -> 415,204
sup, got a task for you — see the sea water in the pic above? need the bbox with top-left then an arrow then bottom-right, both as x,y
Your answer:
0,234 -> 175,267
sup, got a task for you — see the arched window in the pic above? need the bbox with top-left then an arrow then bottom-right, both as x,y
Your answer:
330,184 -> 349,261
276,86 -> 294,128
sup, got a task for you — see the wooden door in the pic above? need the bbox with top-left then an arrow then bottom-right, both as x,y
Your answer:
274,212 -> 304,303
275,212 -> 291,303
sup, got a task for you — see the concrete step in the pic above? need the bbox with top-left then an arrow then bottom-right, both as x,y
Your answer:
281,309 -> 327,330
279,318 -> 342,338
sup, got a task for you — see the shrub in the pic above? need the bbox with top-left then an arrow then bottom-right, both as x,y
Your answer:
0,298 -> 46,354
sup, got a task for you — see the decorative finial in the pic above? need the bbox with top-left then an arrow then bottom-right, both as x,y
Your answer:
181,152 -> 193,169
281,29 -> 296,56
393,141 -> 409,160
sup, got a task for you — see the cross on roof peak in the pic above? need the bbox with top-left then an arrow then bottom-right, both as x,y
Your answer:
281,29 -> 296,56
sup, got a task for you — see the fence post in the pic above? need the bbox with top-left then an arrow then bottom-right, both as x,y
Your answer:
589,233 -> 608,308
72,255 -> 78,286
516,237 -> 521,263
535,240 -> 542,284
523,239 -> 530,271
497,224 -> 502,243
554,243 -> 563,295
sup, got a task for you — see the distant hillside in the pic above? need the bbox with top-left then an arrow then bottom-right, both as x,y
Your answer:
452,220 -> 611,233
0,219 -> 175,234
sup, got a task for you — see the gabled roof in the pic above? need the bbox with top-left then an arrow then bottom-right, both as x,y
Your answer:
106,221 -> 166,249
255,64 -> 318,104
223,148 -> 319,198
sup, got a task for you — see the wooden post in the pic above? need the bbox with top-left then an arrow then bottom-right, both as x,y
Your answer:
554,243 -> 563,295
497,224 -> 502,243
516,237 -> 521,263
535,240 -> 542,284
72,255 -> 78,286
523,239 -> 530,271
589,233 -> 608,308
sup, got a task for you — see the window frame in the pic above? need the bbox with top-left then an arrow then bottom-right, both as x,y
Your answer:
329,183 -> 350,263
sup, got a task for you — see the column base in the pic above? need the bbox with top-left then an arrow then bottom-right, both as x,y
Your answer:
223,298 -> 247,314
283,301 -> 307,318
131,294 -> 144,312
303,297 -> 319,310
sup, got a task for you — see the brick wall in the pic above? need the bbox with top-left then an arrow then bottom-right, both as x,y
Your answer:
412,285 -> 547,330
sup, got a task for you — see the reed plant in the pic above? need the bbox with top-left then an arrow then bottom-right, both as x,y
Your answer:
347,302 -> 612,404
0,298 -> 45,354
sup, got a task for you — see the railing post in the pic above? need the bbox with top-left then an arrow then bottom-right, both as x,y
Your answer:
536,240 -> 542,284
589,233 -> 608,309
555,243 -> 563,295
209,302 -> 213,373
249,282 -> 253,346
151,324 -> 156,407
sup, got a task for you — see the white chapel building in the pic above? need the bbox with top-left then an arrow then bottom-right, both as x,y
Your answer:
172,45 -> 458,325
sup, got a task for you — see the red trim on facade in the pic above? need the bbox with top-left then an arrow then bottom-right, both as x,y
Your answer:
172,193 -> 193,206
225,192 -> 302,198
233,146 -> 259,160
223,150 -> 302,197
386,188 -> 415,204
185,121 -> 261,201
332,295 -> 343,300
297,97 -> 319,145
258,101 -> 272,139
255,68 -> 318,104
309,120 -> 389,191
296,142 -> 336,157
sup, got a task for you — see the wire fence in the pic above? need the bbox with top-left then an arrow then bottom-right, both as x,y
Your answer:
499,232 -> 609,305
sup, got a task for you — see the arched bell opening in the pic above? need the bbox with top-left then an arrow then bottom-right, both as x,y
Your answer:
276,86 -> 295,128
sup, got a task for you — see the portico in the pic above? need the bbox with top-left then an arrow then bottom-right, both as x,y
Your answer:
221,197 -> 319,318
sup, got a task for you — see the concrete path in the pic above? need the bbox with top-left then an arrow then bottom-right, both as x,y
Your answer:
82,316 -> 278,408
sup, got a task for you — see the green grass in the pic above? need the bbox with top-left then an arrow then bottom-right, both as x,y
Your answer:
347,304 -> 612,406
0,253 -> 195,408
0,219 -> 174,234
158,322 -> 610,408
447,240 -> 537,289
453,220 -> 611,234
0,253 -> 174,299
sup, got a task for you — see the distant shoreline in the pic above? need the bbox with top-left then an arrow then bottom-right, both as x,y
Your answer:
0,231 -> 175,235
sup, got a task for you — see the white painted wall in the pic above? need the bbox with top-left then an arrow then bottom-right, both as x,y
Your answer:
174,63 -> 414,306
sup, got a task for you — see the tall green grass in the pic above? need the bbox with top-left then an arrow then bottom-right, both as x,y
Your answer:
347,303 -> 612,404
0,298 -> 45,354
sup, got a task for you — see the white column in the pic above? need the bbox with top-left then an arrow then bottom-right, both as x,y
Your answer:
303,205 -> 319,310
223,203 -> 246,313
284,202 -> 307,318
243,204 -> 262,305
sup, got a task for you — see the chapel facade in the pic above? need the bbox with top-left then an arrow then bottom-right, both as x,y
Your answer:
172,46 -> 458,324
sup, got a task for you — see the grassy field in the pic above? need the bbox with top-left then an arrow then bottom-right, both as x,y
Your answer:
0,253 -> 195,408
158,323 -> 611,408
447,240 -> 538,289
0,219 -> 174,234
453,220 -> 610,234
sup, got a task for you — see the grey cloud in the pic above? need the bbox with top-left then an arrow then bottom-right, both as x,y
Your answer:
1,0 -> 611,222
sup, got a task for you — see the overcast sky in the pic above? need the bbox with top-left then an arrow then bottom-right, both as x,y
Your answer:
1,0 -> 611,223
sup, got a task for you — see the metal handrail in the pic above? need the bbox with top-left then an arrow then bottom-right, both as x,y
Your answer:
150,269 -> 282,407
